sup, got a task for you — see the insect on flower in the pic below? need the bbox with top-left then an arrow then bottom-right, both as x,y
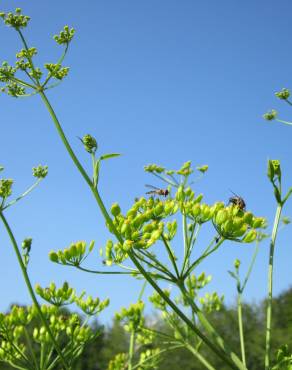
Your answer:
229,191 -> 246,211
145,184 -> 169,197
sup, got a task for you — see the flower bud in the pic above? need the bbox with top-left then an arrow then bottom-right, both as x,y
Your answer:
234,259 -> 241,270
215,210 -> 228,225
49,251 -> 59,263
111,203 -> 121,217
154,202 -> 164,216
81,134 -> 97,153
122,240 -> 134,252
243,212 -> 253,225
242,230 -> 257,243
192,203 -> 201,217
176,186 -> 185,201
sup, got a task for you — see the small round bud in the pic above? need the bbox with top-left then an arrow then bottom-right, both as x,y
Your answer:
234,259 -> 241,270
81,134 -> 97,153
49,251 -> 59,263
242,230 -> 257,243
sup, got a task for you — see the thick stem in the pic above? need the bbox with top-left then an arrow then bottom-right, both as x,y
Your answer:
0,212 -> 70,370
237,293 -> 246,367
265,204 -> 282,370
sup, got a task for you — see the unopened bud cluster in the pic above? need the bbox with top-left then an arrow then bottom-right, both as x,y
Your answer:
108,353 -> 127,370
199,292 -> 224,313
35,281 -> 75,307
186,273 -> 212,300
35,281 -> 109,317
149,290 -> 170,311
275,88 -> 290,100
115,301 -> 145,333
104,197 -> 178,265
0,304 -> 98,366
263,109 -> 277,121
213,205 -> 266,242
32,165 -> 48,178
0,9 -> 30,29
44,63 -> 69,80
138,348 -> 161,369
54,25 -> 75,45
49,240 -> 95,266
74,292 -> 109,315
0,178 -> 13,199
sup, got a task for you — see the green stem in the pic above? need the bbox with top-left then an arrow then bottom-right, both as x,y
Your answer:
73,264 -> 136,275
39,91 -> 244,370
241,241 -> 259,292
237,293 -> 246,367
182,237 -> 223,279
185,342 -> 216,370
131,345 -> 183,370
182,210 -> 189,274
276,118 -> 292,126
178,282 -> 247,370
24,327 -> 39,370
265,204 -> 282,370
3,179 -> 42,210
128,331 -> 135,370
161,234 -> 180,278
0,212 -> 70,370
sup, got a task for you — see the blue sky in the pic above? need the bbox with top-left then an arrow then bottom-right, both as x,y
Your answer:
0,0 -> 292,323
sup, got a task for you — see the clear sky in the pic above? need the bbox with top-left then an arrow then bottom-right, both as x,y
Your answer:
0,0 -> 292,324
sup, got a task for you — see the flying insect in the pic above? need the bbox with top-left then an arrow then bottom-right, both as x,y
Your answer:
145,184 -> 169,197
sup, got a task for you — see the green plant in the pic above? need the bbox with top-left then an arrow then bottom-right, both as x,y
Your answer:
0,8 -> 292,370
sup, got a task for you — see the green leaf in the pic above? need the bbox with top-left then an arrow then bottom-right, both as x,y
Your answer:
227,270 -> 237,280
0,166 -> 3,172
100,153 -> 121,161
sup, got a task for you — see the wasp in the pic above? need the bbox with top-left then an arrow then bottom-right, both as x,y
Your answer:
145,184 -> 169,197
229,191 -> 246,211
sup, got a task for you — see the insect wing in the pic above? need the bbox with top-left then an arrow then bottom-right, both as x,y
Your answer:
145,184 -> 160,190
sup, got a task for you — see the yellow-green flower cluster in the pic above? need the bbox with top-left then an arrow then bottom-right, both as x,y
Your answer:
186,273 -> 212,299
275,88 -> 290,100
44,63 -> 69,80
0,304 -> 97,366
0,9 -> 30,29
49,240 -> 95,266
35,281 -> 75,307
54,25 -> 75,45
108,353 -> 127,370
115,301 -> 145,333
199,292 -> 224,313
149,290 -> 170,311
138,348 -> 161,370
0,178 -> 13,199
32,164 -> 48,179
213,205 -> 266,242
144,164 -> 165,173
105,198 -> 178,264
176,161 -> 193,176
181,194 -> 222,224
74,292 -> 110,316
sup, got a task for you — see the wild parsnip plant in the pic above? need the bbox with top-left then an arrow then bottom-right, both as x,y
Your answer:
0,7 -> 292,370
